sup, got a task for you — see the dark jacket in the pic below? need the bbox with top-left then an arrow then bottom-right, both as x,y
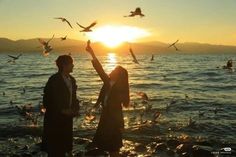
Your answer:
42,72 -> 79,153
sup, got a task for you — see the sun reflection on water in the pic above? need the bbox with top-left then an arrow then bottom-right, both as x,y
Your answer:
104,53 -> 117,73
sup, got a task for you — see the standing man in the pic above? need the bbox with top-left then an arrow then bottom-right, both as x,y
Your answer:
42,55 -> 80,157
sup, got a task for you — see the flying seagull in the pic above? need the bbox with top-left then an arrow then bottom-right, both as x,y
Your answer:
129,47 -> 139,64
7,54 -> 22,63
54,17 -> 73,29
38,34 -> 54,56
151,54 -> 154,61
61,35 -> 67,41
136,92 -> 149,102
168,39 -> 180,51
76,21 -> 97,32
124,7 -> 145,17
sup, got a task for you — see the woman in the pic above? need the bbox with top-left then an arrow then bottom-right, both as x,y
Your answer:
86,40 -> 130,157
42,55 -> 80,157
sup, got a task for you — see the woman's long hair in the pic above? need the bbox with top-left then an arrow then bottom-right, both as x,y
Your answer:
110,66 -> 130,107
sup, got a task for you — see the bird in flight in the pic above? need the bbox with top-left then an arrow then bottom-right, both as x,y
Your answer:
54,17 -> 73,29
129,47 -> 139,64
137,92 -> 149,102
7,54 -> 22,63
76,21 -> 97,32
38,34 -> 54,56
61,35 -> 67,41
151,54 -> 154,61
124,7 -> 145,17
168,39 -> 180,51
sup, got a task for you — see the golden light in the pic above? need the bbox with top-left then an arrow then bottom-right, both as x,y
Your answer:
87,25 -> 150,48
104,53 -> 117,72
108,53 -> 117,63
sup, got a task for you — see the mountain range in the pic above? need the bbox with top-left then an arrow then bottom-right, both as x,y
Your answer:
0,37 -> 236,54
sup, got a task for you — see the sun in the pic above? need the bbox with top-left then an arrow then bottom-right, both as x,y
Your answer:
87,25 -> 150,48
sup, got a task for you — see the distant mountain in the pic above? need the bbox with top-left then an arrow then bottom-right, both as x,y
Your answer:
0,37 -> 236,54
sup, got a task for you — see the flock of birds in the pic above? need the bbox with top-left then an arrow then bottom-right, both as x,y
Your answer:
6,7 -> 181,64
39,7 -> 179,59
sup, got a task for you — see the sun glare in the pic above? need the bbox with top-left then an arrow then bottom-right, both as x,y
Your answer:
104,53 -> 117,72
87,25 -> 150,48
108,53 -> 117,63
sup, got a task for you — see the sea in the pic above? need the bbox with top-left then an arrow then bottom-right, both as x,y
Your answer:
0,52 -> 235,156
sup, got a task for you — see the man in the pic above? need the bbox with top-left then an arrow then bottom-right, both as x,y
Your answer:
42,55 -> 79,157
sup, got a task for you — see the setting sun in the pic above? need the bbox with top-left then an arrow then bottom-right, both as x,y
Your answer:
87,25 -> 150,48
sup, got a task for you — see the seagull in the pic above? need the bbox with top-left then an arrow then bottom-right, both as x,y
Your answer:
166,103 -> 170,112
151,54 -> 154,61
38,34 -> 54,56
168,40 -> 180,51
129,47 -> 139,64
39,102 -> 46,115
61,35 -> 67,41
136,92 -> 149,102
153,111 -> 161,123
198,111 -> 205,117
7,54 -> 22,63
185,94 -> 189,99
188,116 -> 196,127
211,107 -> 223,115
124,7 -> 145,17
22,87 -> 26,94
76,21 -> 97,32
54,17 -> 73,29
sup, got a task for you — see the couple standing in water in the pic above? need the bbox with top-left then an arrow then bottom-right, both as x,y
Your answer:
41,40 -> 130,157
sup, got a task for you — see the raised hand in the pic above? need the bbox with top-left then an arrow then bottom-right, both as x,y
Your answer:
86,40 -> 93,53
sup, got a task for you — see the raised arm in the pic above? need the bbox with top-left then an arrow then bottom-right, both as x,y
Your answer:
86,40 -> 110,84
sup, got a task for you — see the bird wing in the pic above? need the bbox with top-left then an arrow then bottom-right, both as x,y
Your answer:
16,54 -> 22,59
168,43 -> 174,48
38,38 -> 47,46
47,34 -> 54,44
76,22 -> 86,29
168,39 -> 179,48
87,21 -> 97,29
174,45 -> 180,51
8,55 -> 17,59
65,19 -> 73,28
173,39 -> 179,45
129,48 -> 138,63
54,17 -> 64,20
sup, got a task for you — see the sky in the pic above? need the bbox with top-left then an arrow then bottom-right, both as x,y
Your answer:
0,0 -> 236,46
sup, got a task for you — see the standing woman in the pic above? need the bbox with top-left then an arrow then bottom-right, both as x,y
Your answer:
86,40 -> 130,157
42,55 -> 80,157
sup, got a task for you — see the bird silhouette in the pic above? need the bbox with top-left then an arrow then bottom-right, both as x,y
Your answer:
153,111 -> 161,123
124,7 -> 145,17
198,111 -> 205,117
168,39 -> 180,51
61,35 -> 67,41
7,54 -> 22,63
38,34 -> 54,56
54,17 -> 73,29
129,47 -> 139,64
137,92 -> 149,102
76,21 -> 97,32
151,54 -> 154,61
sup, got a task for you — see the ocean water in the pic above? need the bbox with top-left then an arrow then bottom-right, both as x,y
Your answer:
0,52 -> 236,146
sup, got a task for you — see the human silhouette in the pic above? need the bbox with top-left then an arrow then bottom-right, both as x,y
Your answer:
41,55 -> 80,157
86,40 -> 130,157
